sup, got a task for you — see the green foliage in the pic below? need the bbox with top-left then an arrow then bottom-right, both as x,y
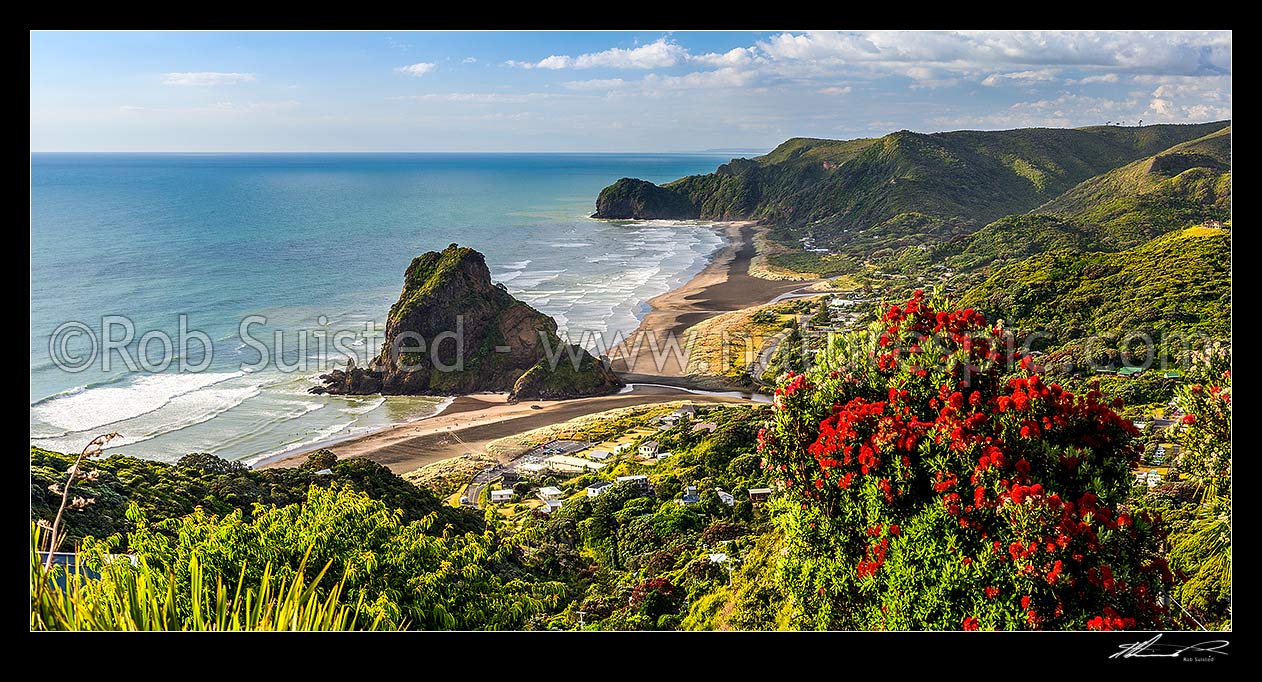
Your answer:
959,226 -> 1230,369
31,524 -> 386,631
30,447 -> 482,546
1036,127 -> 1231,249
124,486 -> 564,629
594,177 -> 699,219
945,214 -> 1099,273
595,122 -> 1230,255
761,293 -> 1172,630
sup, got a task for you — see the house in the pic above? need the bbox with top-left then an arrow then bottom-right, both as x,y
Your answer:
540,499 -> 564,514
1162,370 -> 1183,380
1117,366 -> 1145,377
692,421 -> 718,434
313,468 -> 333,476
748,487 -> 773,502
538,486 -> 564,501
708,552 -> 729,564
616,474 -> 651,491
715,488 -> 735,507
489,489 -> 514,504
679,484 -> 700,506
587,481 -> 614,497
545,454 -> 606,474
614,443 -> 634,454
672,404 -> 698,419
638,441 -> 660,458
587,449 -> 612,461
655,450 -> 673,460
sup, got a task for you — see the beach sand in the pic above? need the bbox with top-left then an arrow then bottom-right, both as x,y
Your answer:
263,221 -> 808,473
259,384 -> 749,473
608,221 -> 819,379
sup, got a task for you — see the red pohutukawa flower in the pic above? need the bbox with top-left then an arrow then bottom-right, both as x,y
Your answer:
760,292 -> 1171,631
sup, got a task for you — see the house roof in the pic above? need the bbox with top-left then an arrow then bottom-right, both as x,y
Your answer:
748,487 -> 773,494
539,486 -> 564,496
640,440 -> 659,448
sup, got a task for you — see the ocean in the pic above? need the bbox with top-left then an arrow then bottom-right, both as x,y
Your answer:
29,152 -> 731,465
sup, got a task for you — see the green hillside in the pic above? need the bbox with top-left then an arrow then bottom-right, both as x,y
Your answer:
1034,126 -> 1232,248
958,225 -> 1231,367
594,122 -> 1231,247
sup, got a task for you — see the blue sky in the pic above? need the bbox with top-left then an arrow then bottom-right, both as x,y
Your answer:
30,30 -> 1232,152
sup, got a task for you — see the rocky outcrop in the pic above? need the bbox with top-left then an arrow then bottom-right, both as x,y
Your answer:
592,178 -> 698,219
311,244 -> 623,400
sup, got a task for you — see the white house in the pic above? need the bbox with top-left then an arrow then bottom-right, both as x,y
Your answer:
614,443 -> 634,454
692,422 -> 718,434
638,441 -> 660,458
545,454 -> 605,474
538,486 -> 564,501
655,450 -> 673,460
489,489 -> 513,504
586,481 -> 613,497
616,474 -> 650,491
541,499 -> 563,514
708,552 -> 729,564
715,488 -> 735,507
587,449 -> 612,461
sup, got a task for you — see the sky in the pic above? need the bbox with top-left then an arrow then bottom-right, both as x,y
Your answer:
29,30 -> 1232,152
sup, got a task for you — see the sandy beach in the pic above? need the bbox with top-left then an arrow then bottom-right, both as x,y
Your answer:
609,221 -> 820,379
259,384 -> 750,473
263,221 -> 808,473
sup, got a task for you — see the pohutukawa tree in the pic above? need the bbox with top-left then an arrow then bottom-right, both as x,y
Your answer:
759,291 -> 1172,630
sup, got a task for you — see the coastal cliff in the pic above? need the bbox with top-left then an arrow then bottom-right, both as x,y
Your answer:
312,244 -> 623,400
593,178 -> 698,219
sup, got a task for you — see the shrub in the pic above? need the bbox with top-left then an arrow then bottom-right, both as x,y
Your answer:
759,291 -> 1172,630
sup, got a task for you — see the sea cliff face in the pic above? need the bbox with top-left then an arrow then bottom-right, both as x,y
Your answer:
311,244 -> 622,400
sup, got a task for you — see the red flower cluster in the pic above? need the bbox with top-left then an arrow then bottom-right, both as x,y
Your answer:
1086,606 -> 1137,631
761,293 -> 1172,631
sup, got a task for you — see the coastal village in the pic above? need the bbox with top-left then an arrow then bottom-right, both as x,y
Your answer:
455,402 -> 769,518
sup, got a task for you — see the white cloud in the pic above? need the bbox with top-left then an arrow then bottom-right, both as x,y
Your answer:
394,62 -> 436,77
755,30 -> 1231,77
1141,75 -> 1232,122
642,68 -> 757,91
818,86 -> 852,95
981,69 -> 1059,86
510,38 -> 689,70
562,78 -> 627,90
161,72 -> 256,86
1067,73 -> 1120,85
691,47 -> 760,68
462,57 -> 478,64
